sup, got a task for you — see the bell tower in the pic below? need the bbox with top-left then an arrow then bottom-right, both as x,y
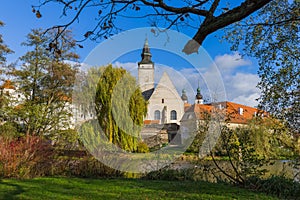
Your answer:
195,87 -> 204,104
138,38 -> 154,92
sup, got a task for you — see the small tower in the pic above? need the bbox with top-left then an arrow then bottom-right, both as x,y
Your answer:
138,38 -> 154,92
181,89 -> 188,103
195,87 -> 203,104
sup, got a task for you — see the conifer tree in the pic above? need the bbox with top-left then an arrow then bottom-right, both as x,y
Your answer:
0,21 -> 13,67
8,29 -> 79,136
0,21 -> 13,120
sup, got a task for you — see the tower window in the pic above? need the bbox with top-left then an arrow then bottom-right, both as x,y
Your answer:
162,99 -> 164,103
154,110 -> 161,120
170,110 -> 177,120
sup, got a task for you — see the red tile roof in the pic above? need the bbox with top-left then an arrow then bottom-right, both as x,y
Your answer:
187,101 -> 267,124
184,103 -> 192,112
144,120 -> 160,125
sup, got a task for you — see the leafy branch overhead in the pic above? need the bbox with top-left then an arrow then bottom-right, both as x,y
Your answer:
224,0 -> 300,132
33,0 -> 271,54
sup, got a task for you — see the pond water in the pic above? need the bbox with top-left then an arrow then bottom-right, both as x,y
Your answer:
169,159 -> 299,182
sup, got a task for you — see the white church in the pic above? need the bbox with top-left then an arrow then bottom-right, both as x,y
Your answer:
138,38 -> 186,126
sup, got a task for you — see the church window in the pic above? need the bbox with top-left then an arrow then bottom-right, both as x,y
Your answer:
154,110 -> 161,120
162,99 -> 164,103
170,110 -> 177,120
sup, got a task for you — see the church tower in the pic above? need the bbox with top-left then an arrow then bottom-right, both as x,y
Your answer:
138,38 -> 154,92
195,87 -> 204,104
181,89 -> 188,103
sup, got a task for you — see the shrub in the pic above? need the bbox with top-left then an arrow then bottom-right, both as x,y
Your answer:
0,135 -> 54,178
52,156 -> 123,178
143,168 -> 196,181
245,175 -> 300,199
136,141 -> 149,153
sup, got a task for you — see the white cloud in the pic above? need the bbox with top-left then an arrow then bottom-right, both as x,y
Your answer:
229,73 -> 260,92
225,73 -> 260,107
113,61 -> 138,77
232,93 -> 260,107
113,61 -> 137,72
214,52 -> 251,72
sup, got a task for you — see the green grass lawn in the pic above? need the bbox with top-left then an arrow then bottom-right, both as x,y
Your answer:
0,177 -> 278,200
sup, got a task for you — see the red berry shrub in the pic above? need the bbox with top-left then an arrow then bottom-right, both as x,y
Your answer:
0,134 -> 54,178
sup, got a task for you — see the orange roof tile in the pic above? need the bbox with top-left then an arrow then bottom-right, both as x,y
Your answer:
144,120 -> 160,125
1,80 -> 15,89
225,102 -> 267,124
190,101 -> 267,124
184,103 -> 192,112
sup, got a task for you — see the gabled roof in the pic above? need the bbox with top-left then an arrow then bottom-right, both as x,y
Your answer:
142,88 -> 154,100
153,72 -> 179,95
185,103 -> 213,120
184,103 -> 192,111
188,101 -> 267,124
146,72 -> 181,101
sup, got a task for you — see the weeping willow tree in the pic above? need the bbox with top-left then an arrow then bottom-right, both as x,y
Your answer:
95,65 -> 147,152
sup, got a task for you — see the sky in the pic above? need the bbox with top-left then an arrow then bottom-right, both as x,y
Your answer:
0,0 -> 261,107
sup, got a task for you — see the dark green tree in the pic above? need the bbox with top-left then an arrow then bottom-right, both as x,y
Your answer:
225,0 -> 299,132
95,65 -> 147,152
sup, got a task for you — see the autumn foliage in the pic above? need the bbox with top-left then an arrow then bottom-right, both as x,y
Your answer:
0,135 -> 54,178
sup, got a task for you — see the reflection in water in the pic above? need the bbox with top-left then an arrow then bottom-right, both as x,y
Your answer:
169,160 -> 299,182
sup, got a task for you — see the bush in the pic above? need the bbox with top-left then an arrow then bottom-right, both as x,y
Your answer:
136,141 -> 149,153
52,156 -> 123,178
143,168 -> 196,181
245,175 -> 300,199
0,135 -> 54,178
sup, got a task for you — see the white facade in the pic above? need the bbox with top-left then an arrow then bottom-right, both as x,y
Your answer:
1,86 -> 25,107
145,72 -> 184,124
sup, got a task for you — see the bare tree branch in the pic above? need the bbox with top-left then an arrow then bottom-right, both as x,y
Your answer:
34,0 -> 273,54
183,0 -> 272,54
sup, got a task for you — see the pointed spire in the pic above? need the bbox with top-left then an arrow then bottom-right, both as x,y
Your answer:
196,80 -> 202,100
181,89 -> 188,102
140,37 -> 153,64
196,87 -> 203,100
195,84 -> 203,104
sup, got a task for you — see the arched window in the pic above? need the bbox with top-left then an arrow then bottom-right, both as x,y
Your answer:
154,110 -> 161,120
170,110 -> 177,120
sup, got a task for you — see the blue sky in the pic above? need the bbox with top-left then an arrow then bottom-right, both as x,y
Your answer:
0,0 -> 261,107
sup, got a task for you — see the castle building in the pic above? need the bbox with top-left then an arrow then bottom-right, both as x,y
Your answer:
138,38 -> 184,125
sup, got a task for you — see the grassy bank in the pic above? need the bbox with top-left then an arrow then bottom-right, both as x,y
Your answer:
0,177 -> 278,199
